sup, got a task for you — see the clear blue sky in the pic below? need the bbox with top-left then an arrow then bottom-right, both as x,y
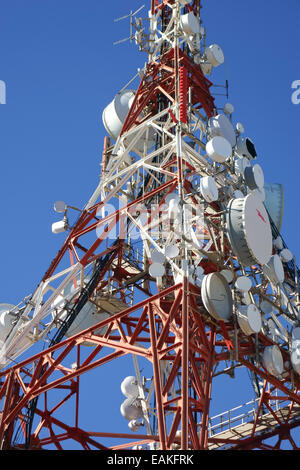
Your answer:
0,0 -> 299,449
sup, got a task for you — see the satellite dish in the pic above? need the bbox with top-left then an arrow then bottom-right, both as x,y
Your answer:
149,263 -> 165,278
180,11 -> 200,35
223,103 -> 234,115
290,340 -> 300,376
202,273 -> 233,322
226,193 -> 273,267
252,188 -> 266,202
244,164 -> 265,190
151,250 -> 165,264
205,44 -> 225,67
206,136 -> 232,163
273,236 -> 283,251
121,376 -> 139,398
120,397 -> 143,421
54,201 -> 67,213
264,183 -> 284,232
260,299 -> 273,315
236,123 -> 245,134
235,136 -> 257,160
280,248 -> 293,263
128,420 -> 140,432
208,114 -> 236,147
165,244 -> 179,259
235,157 -> 251,176
220,269 -> 234,284
200,176 -> 218,203
235,276 -> 252,292
263,345 -> 284,377
237,304 -> 262,336
263,254 -> 285,285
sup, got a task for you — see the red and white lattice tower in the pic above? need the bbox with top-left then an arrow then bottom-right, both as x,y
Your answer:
0,0 -> 300,451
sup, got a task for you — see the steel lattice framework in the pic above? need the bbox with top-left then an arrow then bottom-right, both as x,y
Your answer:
0,0 -> 299,451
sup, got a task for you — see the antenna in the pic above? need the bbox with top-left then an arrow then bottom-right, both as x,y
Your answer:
113,5 -> 145,46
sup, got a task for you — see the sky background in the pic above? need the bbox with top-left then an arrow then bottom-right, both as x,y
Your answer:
0,0 -> 299,449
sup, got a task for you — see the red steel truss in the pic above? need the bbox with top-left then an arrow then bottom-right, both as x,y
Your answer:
0,0 -> 299,452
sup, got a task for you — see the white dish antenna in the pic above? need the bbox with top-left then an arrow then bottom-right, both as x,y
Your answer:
149,263 -> 165,278
121,376 -> 139,398
223,103 -> 234,115
200,176 -> 218,203
205,44 -> 225,67
235,156 -> 251,176
244,164 -> 265,190
208,114 -> 236,147
206,136 -> 232,163
180,11 -> 200,35
290,340 -> 300,376
54,200 -> 67,213
235,276 -> 252,292
273,236 -> 283,251
236,122 -> 245,134
202,272 -> 233,322
263,254 -> 285,285
226,193 -> 273,267
280,248 -> 293,263
263,345 -> 284,377
165,244 -> 179,259
235,136 -> 257,160
120,397 -> 143,421
260,299 -> 273,315
264,183 -> 284,231
150,250 -> 165,264
237,304 -> 262,336
220,269 -> 234,284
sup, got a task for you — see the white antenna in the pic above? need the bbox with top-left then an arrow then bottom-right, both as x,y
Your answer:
113,5 -> 145,46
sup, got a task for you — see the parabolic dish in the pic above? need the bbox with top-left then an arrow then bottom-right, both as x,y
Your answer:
263,345 -> 284,377
223,102 -> 234,115
165,244 -> 180,259
202,272 -> 233,322
260,299 -> 273,315
200,176 -> 218,203
263,183 -> 284,231
220,269 -> 234,284
234,157 -> 251,176
208,114 -> 236,147
54,200 -> 67,213
263,254 -> 285,285
226,193 -> 273,267
237,304 -> 262,336
151,250 -> 165,264
235,136 -> 257,160
206,136 -> 232,163
235,276 -> 252,292
290,340 -> 300,376
149,263 -> 165,278
205,44 -> 225,68
244,164 -> 264,190
280,248 -> 293,263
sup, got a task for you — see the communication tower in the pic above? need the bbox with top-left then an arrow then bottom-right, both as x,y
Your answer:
0,0 -> 299,451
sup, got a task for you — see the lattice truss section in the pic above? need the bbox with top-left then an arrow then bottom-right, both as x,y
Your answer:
0,0 -> 299,451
